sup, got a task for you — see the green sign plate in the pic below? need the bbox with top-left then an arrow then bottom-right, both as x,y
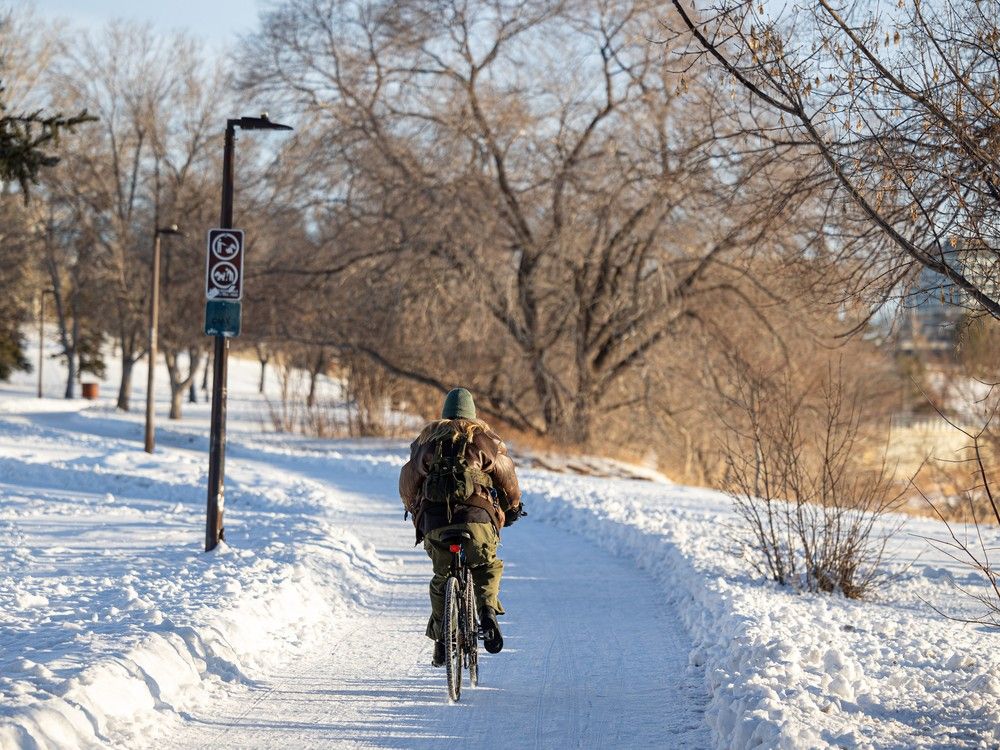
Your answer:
205,300 -> 242,337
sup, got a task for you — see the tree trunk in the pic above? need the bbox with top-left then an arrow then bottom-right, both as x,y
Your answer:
50,274 -> 78,400
64,315 -> 80,399
530,355 -> 563,439
166,347 -> 201,420
201,348 -> 211,391
116,328 -> 143,411
165,350 -> 182,419
169,385 -> 184,420
189,346 -> 201,403
256,344 -> 270,393
570,400 -> 593,447
306,348 -> 326,408
117,357 -> 134,411
547,398 -> 592,447
64,349 -> 77,399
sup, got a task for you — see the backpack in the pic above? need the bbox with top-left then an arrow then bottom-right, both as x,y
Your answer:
422,429 -> 494,523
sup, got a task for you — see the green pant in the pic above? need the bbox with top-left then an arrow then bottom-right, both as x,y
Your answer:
423,522 -> 504,641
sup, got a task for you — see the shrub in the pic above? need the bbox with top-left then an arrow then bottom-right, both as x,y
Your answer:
724,365 -> 904,598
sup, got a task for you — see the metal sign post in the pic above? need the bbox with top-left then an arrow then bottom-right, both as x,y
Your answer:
204,126 -> 237,553
205,114 -> 291,553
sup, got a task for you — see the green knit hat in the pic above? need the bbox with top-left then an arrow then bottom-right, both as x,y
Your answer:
442,388 -> 476,420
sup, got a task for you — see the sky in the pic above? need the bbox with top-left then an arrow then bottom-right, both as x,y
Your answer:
28,0 -> 262,49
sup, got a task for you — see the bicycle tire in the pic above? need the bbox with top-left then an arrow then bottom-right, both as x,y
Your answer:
464,568 -> 479,687
443,575 -> 462,701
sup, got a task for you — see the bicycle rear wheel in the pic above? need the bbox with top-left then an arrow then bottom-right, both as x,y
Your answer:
464,569 -> 479,687
443,575 -> 462,701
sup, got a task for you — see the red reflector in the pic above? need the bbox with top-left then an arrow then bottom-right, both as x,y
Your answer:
449,544 -> 462,553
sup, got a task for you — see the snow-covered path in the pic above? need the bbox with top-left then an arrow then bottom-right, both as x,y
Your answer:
9,350 -> 1000,749
173,443 -> 710,749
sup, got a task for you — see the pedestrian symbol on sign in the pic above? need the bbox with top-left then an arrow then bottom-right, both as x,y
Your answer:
206,228 -> 244,301
211,232 -> 241,261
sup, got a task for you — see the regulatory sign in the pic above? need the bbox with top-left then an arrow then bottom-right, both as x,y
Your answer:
205,300 -> 242,337
206,229 -> 244,301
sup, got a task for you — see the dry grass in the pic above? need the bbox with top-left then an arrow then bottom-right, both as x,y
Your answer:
856,413 -> 1000,525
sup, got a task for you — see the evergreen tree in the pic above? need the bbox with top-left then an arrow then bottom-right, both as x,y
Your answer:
0,197 -> 33,382
0,77 -> 92,382
0,82 -> 92,200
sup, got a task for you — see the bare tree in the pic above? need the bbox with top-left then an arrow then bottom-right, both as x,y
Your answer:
50,24 -> 219,411
163,347 -> 202,419
244,0 -> 790,445
724,361 -> 905,598
669,0 -> 1000,322
638,255 -> 903,485
37,200 -> 107,397
150,47 -> 227,421
49,25 -> 166,409
159,211 -> 212,420
914,388 -> 1000,625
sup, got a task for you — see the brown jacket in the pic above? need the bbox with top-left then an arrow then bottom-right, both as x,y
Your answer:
399,419 -> 521,540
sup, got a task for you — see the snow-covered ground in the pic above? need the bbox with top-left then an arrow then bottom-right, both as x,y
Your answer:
2,337 -> 999,749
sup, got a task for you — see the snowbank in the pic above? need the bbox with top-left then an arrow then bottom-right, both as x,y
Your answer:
1,555 -> 335,749
0,394 -> 390,749
523,472 -> 1000,749
4,337 -> 1000,748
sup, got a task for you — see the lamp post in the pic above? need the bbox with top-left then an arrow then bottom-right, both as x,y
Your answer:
38,288 -> 54,398
205,113 -> 292,552
144,224 -> 183,453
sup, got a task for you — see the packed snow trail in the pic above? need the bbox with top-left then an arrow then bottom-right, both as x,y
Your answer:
172,439 -> 710,749
8,360 -> 1000,748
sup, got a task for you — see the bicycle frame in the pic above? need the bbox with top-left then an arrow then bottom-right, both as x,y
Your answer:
448,542 -> 465,574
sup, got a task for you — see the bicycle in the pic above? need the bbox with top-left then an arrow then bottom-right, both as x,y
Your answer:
440,530 -> 479,701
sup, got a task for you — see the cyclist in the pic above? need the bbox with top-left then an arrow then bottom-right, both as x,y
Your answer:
399,387 -> 523,667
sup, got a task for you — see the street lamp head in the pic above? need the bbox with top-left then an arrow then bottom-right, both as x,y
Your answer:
233,112 -> 293,131
157,224 -> 183,236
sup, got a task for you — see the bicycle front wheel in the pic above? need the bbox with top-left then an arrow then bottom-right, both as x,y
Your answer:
464,568 -> 479,687
443,575 -> 462,701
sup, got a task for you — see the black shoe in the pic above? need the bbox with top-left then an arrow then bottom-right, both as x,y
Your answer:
481,607 -> 503,654
432,640 -> 446,667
